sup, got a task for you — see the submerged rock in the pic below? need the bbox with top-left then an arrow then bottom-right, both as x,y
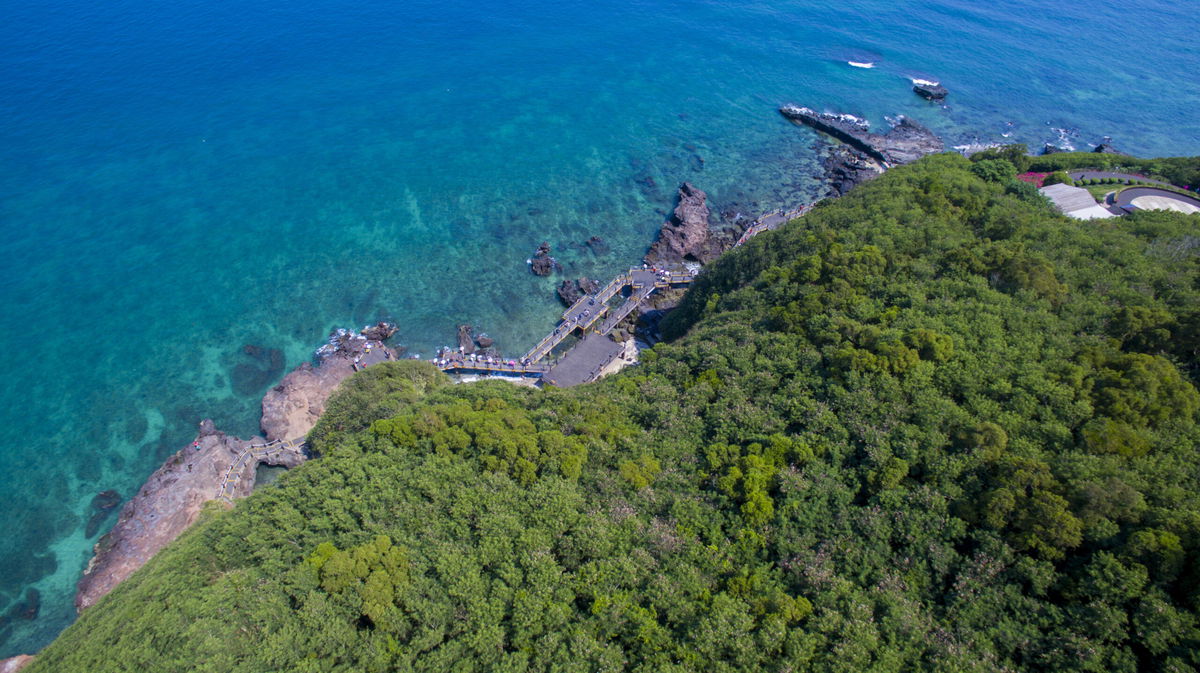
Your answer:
91,490 -> 121,511
232,345 -> 285,397
644,183 -> 723,265
84,490 -> 122,538
586,236 -> 610,256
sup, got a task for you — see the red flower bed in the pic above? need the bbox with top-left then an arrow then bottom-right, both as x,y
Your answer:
1018,172 -> 1050,187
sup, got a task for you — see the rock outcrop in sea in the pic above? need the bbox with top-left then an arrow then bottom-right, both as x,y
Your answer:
529,242 -> 561,276
780,105 -> 943,195
1095,142 -> 1128,155
913,82 -> 948,101
557,278 -> 600,307
644,182 -> 724,265
74,333 -> 397,612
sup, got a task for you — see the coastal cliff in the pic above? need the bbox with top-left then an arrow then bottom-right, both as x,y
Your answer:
74,331 -> 396,612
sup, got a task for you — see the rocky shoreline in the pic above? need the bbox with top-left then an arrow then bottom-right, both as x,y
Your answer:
779,105 -> 944,196
1,94 -> 953,671
72,326 -> 398,614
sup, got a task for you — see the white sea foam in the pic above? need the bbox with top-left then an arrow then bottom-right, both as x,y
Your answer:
848,61 -> 875,69
910,77 -> 940,86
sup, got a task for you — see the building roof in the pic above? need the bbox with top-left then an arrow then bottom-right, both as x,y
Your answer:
1039,183 -> 1116,219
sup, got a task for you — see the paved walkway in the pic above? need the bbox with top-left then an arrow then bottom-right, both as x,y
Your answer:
1114,186 -> 1200,214
216,437 -> 306,502
541,334 -> 624,387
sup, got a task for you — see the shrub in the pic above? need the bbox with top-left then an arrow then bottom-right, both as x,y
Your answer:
1041,171 -> 1072,187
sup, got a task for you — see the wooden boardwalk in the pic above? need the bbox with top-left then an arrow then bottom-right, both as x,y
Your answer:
216,438 -> 306,502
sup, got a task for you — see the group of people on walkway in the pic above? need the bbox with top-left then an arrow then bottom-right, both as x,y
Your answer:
432,346 -> 532,371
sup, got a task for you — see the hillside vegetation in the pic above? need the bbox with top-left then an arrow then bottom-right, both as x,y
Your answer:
31,153 -> 1200,673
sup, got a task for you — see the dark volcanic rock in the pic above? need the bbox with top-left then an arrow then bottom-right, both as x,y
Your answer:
360,322 -> 397,341
558,277 -> 602,306
1042,143 -> 1069,155
475,334 -> 494,349
779,105 -> 943,166
644,183 -> 723,265
822,145 -> 886,197
586,236 -> 610,256
877,116 -> 946,164
557,280 -> 583,307
913,82 -> 948,101
529,242 -> 561,276
781,105 -> 943,196
1094,143 -> 1128,155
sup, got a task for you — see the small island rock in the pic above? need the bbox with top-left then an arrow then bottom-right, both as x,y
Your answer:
529,242 -> 561,276
913,82 -> 948,101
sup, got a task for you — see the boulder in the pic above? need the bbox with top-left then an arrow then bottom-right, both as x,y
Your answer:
457,324 -> 476,354
913,82 -> 948,101
475,334 -> 494,349
579,277 -> 600,295
1042,143 -> 1069,155
360,322 -> 397,341
1094,142 -> 1128,155
644,183 -> 723,265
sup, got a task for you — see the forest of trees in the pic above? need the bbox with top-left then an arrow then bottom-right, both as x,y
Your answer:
28,151 -> 1200,672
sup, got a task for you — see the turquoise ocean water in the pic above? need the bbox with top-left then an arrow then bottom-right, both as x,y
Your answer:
1,0 -> 1198,655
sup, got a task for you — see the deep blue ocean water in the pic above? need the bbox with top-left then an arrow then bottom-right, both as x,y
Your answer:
1,0 -> 1197,655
